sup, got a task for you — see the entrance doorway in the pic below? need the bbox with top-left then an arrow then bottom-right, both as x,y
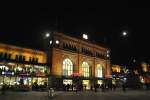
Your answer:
82,80 -> 90,90
97,80 -> 103,86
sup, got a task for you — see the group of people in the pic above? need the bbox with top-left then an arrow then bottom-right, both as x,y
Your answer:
62,83 -> 127,93
63,84 -> 88,92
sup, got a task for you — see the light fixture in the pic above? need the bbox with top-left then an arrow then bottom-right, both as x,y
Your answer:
49,40 -> 53,45
122,31 -> 127,36
56,40 -> 60,44
83,34 -> 88,40
107,54 -> 110,57
45,33 -> 50,38
2,71 -> 4,75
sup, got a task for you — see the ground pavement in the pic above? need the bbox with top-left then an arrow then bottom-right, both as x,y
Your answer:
0,89 -> 150,100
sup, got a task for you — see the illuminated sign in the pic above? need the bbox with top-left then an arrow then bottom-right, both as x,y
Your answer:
1,71 -> 14,75
19,73 -> 30,76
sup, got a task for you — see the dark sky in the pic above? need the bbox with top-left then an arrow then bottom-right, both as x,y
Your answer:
0,6 -> 150,65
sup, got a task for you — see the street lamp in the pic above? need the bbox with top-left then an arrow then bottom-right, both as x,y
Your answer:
122,31 -> 127,37
83,34 -> 88,40
55,40 -> 60,44
45,33 -> 50,38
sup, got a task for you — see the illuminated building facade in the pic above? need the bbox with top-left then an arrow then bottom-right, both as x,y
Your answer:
0,32 -> 112,90
0,43 -> 49,89
111,65 -> 128,87
140,62 -> 150,84
49,32 -> 111,90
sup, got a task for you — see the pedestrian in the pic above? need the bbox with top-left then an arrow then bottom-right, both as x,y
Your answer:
101,84 -> 105,92
94,84 -> 97,92
1,84 -> 5,95
71,84 -> 73,91
112,84 -> 116,91
75,85 -> 78,93
122,84 -> 126,92
90,85 -> 93,91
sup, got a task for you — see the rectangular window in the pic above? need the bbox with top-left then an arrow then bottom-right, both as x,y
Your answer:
0,52 -> 3,58
35,58 -> 39,63
8,54 -> 12,59
15,55 -> 19,61
23,56 -> 26,61
29,57 -> 32,62
4,53 -> 7,59
19,55 -> 23,61
32,58 -> 35,62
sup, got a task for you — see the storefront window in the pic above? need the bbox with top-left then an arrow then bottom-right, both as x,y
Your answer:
63,58 -> 73,76
82,80 -> 90,90
4,76 -> 10,85
97,80 -> 103,86
63,79 -> 72,85
82,62 -> 90,77
33,77 -> 47,85
96,64 -> 103,78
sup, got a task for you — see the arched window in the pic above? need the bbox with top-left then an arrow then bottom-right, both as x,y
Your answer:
63,58 -> 73,76
96,64 -> 103,78
82,62 -> 90,77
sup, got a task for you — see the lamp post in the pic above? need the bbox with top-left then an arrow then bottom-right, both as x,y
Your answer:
122,31 -> 127,36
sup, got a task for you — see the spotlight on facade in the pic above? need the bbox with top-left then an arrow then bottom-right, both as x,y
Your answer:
56,40 -> 60,44
107,50 -> 110,58
83,34 -> 88,40
49,40 -> 53,45
107,54 -> 110,58
45,33 -> 50,38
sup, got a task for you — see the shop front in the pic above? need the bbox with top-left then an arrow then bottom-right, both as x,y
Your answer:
97,80 -> 103,86
63,79 -> 72,85
0,63 -> 49,90
82,80 -> 90,90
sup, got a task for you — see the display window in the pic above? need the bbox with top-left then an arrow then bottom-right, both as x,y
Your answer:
63,79 -> 72,85
82,80 -> 90,90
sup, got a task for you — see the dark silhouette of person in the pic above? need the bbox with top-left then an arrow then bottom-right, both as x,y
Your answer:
122,83 -> 126,92
112,84 -> 116,91
71,84 -> 73,91
94,84 -> 97,92
101,84 -> 105,92
90,85 -> 93,91
75,85 -> 78,93
1,84 -> 6,95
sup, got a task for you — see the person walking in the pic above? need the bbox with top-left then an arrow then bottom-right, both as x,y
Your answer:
1,84 -> 6,95
122,83 -> 126,92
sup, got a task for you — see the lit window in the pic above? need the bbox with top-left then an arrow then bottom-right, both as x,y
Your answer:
83,34 -> 88,40
56,40 -> 60,44
96,64 -> 103,78
82,62 -> 90,77
63,58 -> 73,76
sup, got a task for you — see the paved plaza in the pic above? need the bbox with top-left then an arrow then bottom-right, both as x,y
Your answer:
0,89 -> 150,100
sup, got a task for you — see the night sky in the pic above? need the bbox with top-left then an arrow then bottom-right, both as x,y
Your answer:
0,7 -> 150,65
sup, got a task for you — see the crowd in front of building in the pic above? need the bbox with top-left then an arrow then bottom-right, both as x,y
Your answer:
0,43 -> 49,92
1,32 -> 150,95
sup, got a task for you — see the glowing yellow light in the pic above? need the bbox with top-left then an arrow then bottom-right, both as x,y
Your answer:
2,71 -> 4,74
